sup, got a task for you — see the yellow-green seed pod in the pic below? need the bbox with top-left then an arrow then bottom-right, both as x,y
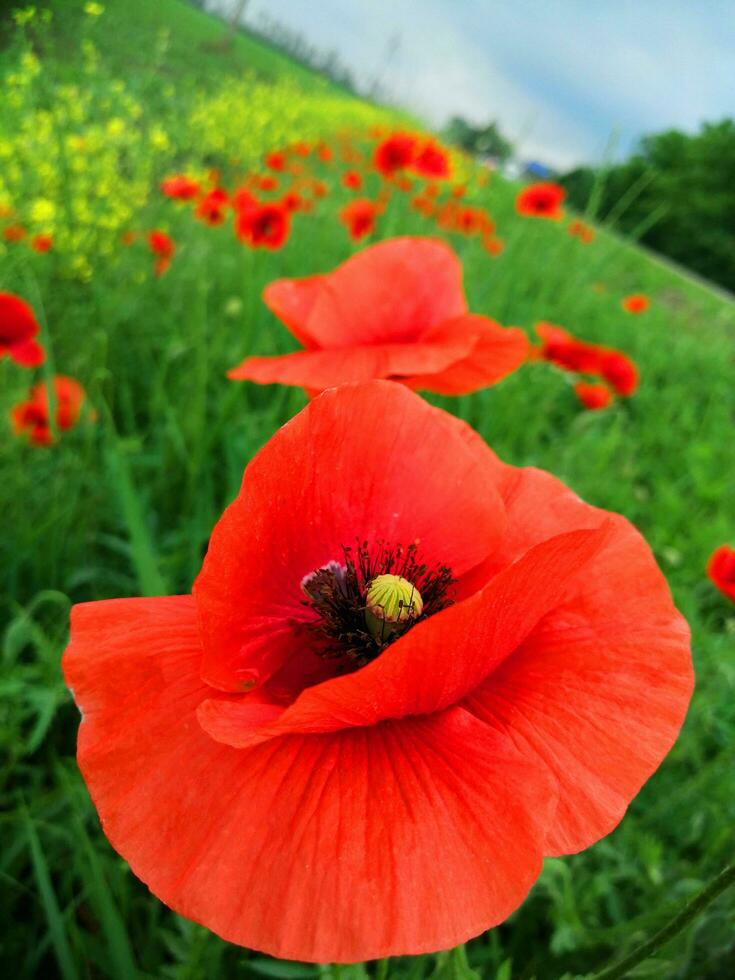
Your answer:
365,574 -> 423,643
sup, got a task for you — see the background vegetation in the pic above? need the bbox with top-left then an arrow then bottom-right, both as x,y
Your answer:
1,1 -> 733,978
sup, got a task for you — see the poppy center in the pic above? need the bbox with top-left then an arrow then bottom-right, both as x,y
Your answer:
300,541 -> 454,669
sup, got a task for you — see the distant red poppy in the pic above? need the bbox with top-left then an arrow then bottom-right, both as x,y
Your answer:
280,191 -> 304,214
3,224 -> 26,242
412,141 -> 451,179
0,292 -> 45,367
290,141 -> 311,157
568,219 -> 595,243
235,201 -> 290,251
31,234 -> 53,253
535,322 -> 602,374
11,375 -> 86,446
161,175 -> 201,201
228,237 -> 528,395
411,194 -> 434,217
120,230 -> 136,246
317,143 -> 333,163
196,188 -> 229,226
311,179 -> 328,199
622,293 -> 650,314
373,133 -> 417,176
451,184 -> 466,199
257,175 -> 279,193
599,350 -> 639,396
341,170 -> 363,191
147,230 -> 175,275
516,182 -> 565,219
574,381 -> 613,410
265,151 -> 287,172
63,380 -> 692,963
339,199 -> 381,241
707,545 -> 735,603
482,235 -> 504,257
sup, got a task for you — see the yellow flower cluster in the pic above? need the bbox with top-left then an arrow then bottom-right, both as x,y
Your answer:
188,74 -> 395,168
0,38 -> 170,279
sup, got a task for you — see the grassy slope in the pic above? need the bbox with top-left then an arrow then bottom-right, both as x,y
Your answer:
1,1 -> 734,978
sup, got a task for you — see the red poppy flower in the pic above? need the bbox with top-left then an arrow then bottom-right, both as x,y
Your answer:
516,182 -> 565,219
574,381 -> 613,410
622,293 -> 650,314
235,201 -> 290,251
311,179 -> 328,199
257,174 -> 279,193
31,233 -> 53,253
339,199 -> 381,241
341,170 -> 363,191
290,141 -> 311,157
161,175 -> 201,201
482,235 -> 504,257
280,191 -> 303,214
411,194 -> 434,217
265,151 -> 286,172
568,219 -> 594,243
11,375 -> 86,446
707,545 -> 735,602
147,230 -> 175,275
63,381 -> 692,963
228,237 -> 528,395
317,143 -> 333,163
0,292 -> 45,367
451,184 -> 466,199
196,188 -> 229,226
599,350 -> 639,396
535,322 -> 602,374
3,224 -> 26,242
412,141 -> 451,179
373,133 -> 417,176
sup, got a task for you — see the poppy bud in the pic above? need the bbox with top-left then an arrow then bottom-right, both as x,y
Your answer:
365,574 -> 423,642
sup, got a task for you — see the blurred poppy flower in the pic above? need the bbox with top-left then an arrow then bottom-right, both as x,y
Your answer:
339,199 -> 381,241
147,230 -> 175,275
451,184 -> 466,199
707,546 -> 735,603
341,170 -> 363,191
3,224 -> 26,242
482,235 -> 504,257
31,234 -> 53,253
516,182 -> 565,219
265,151 -> 286,172
311,179 -> 328,199
535,322 -> 602,374
622,293 -> 650,314
0,292 -> 45,367
120,230 -> 136,246
235,200 -> 290,251
599,350 -> 639,396
568,219 -> 595,243
317,143 -> 333,163
373,133 -> 417,176
290,141 -> 311,157
228,237 -> 528,395
63,381 -> 692,963
11,375 -> 86,446
574,381 -> 613,410
412,141 -> 450,179
280,191 -> 303,214
196,188 -> 229,226
161,175 -> 201,201
257,175 -> 279,193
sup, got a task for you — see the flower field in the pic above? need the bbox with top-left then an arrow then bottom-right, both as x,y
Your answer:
1,2 -> 734,978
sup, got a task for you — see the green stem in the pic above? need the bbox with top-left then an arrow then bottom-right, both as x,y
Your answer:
375,959 -> 390,980
592,864 -> 735,980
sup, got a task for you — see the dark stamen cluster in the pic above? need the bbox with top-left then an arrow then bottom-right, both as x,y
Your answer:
301,541 -> 455,669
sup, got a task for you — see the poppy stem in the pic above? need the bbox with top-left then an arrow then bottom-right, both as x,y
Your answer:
591,863 -> 735,980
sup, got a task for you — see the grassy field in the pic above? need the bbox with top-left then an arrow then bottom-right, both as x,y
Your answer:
1,1 -> 734,978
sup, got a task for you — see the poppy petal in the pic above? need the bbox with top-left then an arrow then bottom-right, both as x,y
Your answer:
463,507 -> 693,856
9,337 -> 45,367
227,319 -> 478,389
64,602 -> 555,962
401,318 -> 529,394
262,276 -> 325,348
303,237 -> 466,348
198,523 -> 614,748
194,382 -> 507,693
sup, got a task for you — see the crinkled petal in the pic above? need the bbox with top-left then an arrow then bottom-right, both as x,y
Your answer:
262,276 -> 325,348
64,596 -> 557,962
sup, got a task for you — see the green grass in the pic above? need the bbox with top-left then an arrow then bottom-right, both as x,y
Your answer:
1,1 -> 734,978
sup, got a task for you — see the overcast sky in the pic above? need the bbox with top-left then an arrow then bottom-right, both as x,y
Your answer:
215,0 -> 735,170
